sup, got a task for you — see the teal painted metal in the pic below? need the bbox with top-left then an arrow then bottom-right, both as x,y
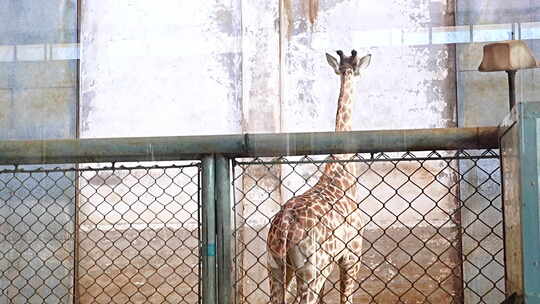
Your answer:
0,127 -> 499,165
202,156 -> 217,304
519,103 -> 540,303
501,102 -> 540,302
216,156 -> 232,304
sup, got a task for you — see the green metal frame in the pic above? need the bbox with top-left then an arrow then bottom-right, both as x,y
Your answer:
216,156 -> 232,304
202,156 -> 217,304
201,155 -> 233,304
0,127 -> 497,165
500,102 -> 540,303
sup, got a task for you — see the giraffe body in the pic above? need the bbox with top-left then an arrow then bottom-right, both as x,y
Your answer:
267,51 -> 371,304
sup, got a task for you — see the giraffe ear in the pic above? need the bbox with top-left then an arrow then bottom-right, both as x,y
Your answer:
326,53 -> 340,74
353,54 -> 371,75
356,54 -> 371,70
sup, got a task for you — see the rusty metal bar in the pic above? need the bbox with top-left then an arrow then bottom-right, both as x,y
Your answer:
0,127 -> 499,165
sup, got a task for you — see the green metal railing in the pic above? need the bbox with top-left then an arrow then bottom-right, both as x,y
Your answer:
0,127 -> 497,165
0,127 -> 501,304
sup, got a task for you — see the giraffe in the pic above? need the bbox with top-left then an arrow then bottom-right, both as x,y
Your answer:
267,50 -> 371,304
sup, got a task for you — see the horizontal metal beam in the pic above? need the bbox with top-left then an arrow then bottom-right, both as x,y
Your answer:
0,127 -> 499,165
0,135 -> 244,165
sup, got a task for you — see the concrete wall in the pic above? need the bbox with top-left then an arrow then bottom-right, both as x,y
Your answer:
0,0 -> 78,140
456,0 -> 540,127
79,0 -> 242,138
281,0 -> 457,133
0,1 -> 78,303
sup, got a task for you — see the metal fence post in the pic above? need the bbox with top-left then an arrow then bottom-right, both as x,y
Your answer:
202,155 -> 217,304
216,155 -> 232,304
500,102 -> 540,303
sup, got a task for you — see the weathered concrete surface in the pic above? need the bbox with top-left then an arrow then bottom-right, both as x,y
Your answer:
0,0 -> 78,140
0,1 -> 77,45
281,0 -> 457,132
80,0 -> 242,138
0,1 -> 78,303
78,167 -> 199,231
456,0 -> 540,127
500,123 -> 523,297
240,1 -> 281,134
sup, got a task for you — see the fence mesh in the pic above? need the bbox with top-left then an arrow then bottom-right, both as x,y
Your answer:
232,150 -> 503,304
0,149 -> 505,304
0,165 -> 75,303
0,162 -> 201,304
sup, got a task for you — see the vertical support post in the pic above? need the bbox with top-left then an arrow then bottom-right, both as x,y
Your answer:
202,155 -> 216,304
73,169 -> 80,304
500,102 -> 540,303
216,155 -> 232,304
507,70 -> 516,110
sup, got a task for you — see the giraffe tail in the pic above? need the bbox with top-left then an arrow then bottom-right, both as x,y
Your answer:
280,221 -> 291,304
281,227 -> 289,304
268,213 -> 292,304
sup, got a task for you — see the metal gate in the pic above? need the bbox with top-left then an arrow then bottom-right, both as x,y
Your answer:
0,161 -> 202,304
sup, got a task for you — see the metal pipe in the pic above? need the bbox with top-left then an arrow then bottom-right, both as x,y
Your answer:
507,70 -> 517,109
244,127 -> 498,156
201,155 -> 216,304
215,156 -> 232,304
0,134 -> 244,165
0,127 -> 499,165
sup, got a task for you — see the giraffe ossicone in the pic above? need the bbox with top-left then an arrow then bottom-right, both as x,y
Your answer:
267,50 -> 371,304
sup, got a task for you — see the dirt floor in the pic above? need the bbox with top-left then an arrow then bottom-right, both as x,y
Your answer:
78,227 -> 200,304
234,225 -> 463,304
77,225 -> 465,304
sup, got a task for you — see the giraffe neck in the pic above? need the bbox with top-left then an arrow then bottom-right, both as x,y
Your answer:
317,72 -> 358,200
335,72 -> 354,132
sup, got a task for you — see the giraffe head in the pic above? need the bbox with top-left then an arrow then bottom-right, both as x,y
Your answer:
326,50 -> 371,76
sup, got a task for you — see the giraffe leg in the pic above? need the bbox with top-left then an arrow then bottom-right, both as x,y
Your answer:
291,246 -> 333,304
284,266 -> 296,304
338,253 -> 361,304
269,257 -> 295,304
316,279 -> 326,304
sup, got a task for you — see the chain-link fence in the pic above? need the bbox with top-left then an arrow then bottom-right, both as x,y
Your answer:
232,150 -> 503,304
0,142 -> 505,304
0,161 -> 201,304
0,165 -> 76,303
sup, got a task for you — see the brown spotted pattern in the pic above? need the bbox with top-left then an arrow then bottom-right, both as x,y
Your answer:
267,51 -> 370,304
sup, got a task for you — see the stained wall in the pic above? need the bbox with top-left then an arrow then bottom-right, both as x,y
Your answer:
0,1 -> 78,303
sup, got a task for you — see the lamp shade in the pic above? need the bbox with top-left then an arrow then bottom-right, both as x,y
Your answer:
478,40 -> 538,72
